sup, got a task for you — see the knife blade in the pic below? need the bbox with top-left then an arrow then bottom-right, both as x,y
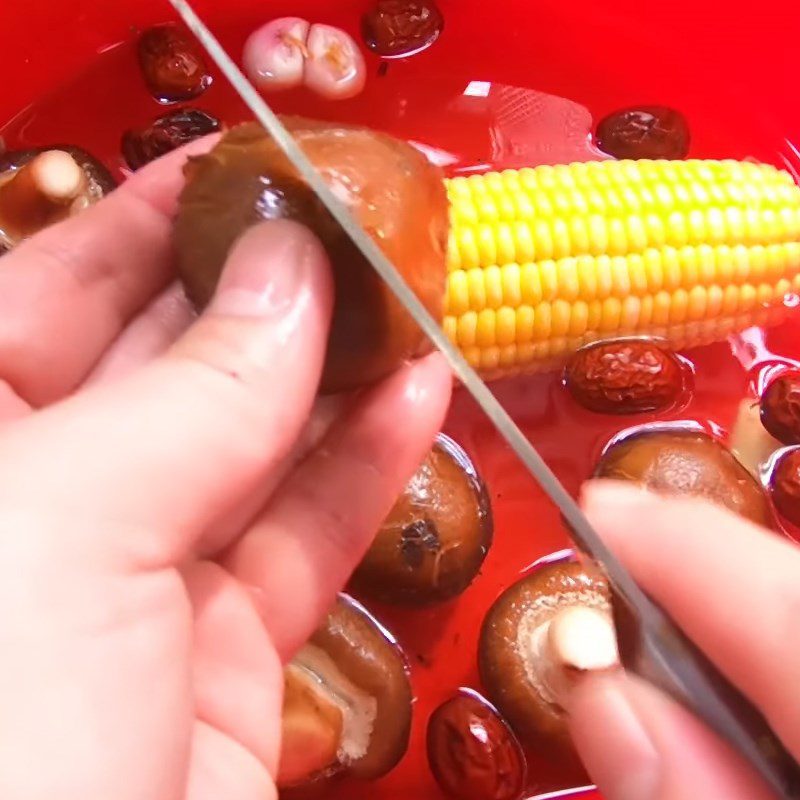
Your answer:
166,1 -> 800,794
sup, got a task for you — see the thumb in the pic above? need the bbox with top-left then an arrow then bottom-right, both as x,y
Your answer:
567,672 -> 776,800
0,219 -> 334,564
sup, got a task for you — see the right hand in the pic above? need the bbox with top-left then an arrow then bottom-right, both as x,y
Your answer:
569,480 -> 800,800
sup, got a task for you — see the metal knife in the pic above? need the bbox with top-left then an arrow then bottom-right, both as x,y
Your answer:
166,1 -> 800,794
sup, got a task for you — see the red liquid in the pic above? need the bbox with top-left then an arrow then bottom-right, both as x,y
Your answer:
1,1 -> 799,798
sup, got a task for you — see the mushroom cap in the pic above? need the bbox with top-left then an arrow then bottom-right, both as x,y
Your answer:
173,118 -> 450,394
309,593 -> 413,780
0,145 -> 117,198
478,561 -> 610,749
594,427 -> 772,527
350,433 -> 493,605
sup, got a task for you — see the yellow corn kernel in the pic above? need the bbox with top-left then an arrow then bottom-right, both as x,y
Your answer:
442,159 -> 800,379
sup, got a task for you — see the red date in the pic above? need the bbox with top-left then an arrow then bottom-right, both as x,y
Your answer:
760,372 -> 800,445
427,692 -> 526,800
565,338 -> 687,414
770,447 -> 800,527
138,24 -> 212,103
595,106 -> 690,160
361,0 -> 444,58
122,109 -> 221,171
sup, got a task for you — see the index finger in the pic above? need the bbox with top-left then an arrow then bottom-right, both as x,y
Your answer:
0,135 -> 219,406
581,480 -> 800,760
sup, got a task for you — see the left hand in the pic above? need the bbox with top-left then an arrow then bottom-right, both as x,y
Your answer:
0,137 -> 452,800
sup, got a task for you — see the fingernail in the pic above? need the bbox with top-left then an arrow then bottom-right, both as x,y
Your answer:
211,220 -> 323,318
568,676 -> 661,800
580,479 -> 651,516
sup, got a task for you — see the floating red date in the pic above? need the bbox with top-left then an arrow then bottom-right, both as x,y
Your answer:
565,338 -> 687,414
361,0 -> 444,58
138,24 -> 212,103
426,692 -> 526,800
122,109 -> 221,171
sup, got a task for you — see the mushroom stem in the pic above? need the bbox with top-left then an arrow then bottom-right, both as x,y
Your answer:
0,150 -> 87,241
526,605 -> 619,706
279,664 -> 345,787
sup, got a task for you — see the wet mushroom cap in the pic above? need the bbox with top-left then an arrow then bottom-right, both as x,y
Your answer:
478,561 -> 611,749
0,145 -> 116,198
0,146 -> 115,249
280,594 -> 413,785
350,434 -> 493,605
173,118 -> 450,394
594,428 -> 772,527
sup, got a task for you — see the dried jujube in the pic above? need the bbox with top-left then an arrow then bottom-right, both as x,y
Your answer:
760,372 -> 800,445
595,106 -> 690,160
122,109 -> 222,171
426,692 -> 526,800
137,23 -> 212,103
770,447 -> 800,527
565,337 -> 688,414
361,0 -> 444,58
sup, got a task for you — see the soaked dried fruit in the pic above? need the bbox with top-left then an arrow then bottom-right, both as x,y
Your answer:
138,24 -> 212,103
770,447 -> 800,527
122,109 -> 222,171
595,106 -> 690,160
361,0 -> 444,58
565,338 -> 686,414
760,372 -> 800,445
427,692 -> 526,800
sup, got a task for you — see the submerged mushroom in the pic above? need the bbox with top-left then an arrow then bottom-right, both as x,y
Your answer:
350,434 -> 492,605
278,594 -> 413,788
174,118 -> 449,394
478,562 -> 617,749
0,145 -> 115,249
594,427 -> 772,527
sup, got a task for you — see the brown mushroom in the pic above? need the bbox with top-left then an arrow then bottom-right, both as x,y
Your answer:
350,434 -> 492,605
478,561 -> 617,749
173,117 -> 450,394
594,427 -> 773,527
278,594 -> 413,789
0,145 -> 116,249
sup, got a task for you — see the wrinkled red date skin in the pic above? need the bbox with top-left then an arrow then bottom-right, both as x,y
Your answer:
565,339 -> 686,414
137,24 -> 212,103
770,448 -> 800,527
595,106 -> 690,160
122,109 -> 221,171
426,693 -> 526,800
760,372 -> 800,445
362,0 -> 444,57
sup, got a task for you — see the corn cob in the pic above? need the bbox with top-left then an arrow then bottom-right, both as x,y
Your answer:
443,159 -> 800,378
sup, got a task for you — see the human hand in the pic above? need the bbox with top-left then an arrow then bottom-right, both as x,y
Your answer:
570,481 -> 800,800
0,138 -> 451,800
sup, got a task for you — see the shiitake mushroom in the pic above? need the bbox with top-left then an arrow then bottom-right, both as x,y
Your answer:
478,561 -> 617,750
173,117 -> 450,394
594,427 -> 772,527
350,433 -> 492,605
278,594 -> 413,789
0,145 -> 116,249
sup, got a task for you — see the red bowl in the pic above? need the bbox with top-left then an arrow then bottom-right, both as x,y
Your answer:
1,1 -> 798,799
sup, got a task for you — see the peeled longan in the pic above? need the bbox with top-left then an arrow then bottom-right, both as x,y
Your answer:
173,117 -> 450,394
